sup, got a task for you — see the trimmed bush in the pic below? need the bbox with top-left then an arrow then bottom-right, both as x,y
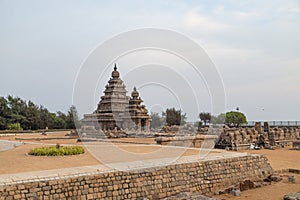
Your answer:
29,145 -> 85,156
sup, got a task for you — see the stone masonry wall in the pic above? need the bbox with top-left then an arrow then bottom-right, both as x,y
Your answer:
0,154 -> 273,200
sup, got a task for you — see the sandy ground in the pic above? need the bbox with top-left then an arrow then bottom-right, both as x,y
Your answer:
238,148 -> 300,171
0,143 -> 100,174
1,132 -> 299,199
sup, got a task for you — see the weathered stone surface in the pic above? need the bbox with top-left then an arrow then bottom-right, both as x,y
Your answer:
255,122 -> 263,134
283,191 -> 300,200
239,179 -> 254,191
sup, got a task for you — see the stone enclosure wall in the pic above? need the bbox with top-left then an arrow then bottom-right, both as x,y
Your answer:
0,154 -> 273,200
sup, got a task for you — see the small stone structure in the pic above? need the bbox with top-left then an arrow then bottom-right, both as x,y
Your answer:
0,154 -> 273,199
81,64 -> 151,132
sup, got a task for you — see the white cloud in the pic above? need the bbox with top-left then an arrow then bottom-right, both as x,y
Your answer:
231,11 -> 260,19
183,11 -> 230,32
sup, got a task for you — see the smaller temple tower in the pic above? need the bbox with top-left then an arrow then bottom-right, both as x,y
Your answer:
123,87 -> 151,131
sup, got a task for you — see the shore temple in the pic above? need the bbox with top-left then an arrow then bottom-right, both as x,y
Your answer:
81,64 -> 151,131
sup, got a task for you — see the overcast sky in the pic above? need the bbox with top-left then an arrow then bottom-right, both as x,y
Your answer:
0,0 -> 299,121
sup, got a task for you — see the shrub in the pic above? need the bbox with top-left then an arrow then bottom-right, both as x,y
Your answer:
29,145 -> 85,156
7,123 -> 23,130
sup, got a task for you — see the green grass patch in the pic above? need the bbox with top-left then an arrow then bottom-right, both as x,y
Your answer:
29,145 -> 85,156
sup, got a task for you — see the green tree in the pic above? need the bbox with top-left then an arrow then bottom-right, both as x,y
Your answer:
7,96 -> 28,128
150,112 -> 164,129
225,111 -> 247,127
49,113 -> 66,129
0,97 -> 10,129
65,105 -> 79,129
57,111 -> 67,128
39,106 -> 51,129
199,112 -> 211,125
25,100 -> 40,130
163,108 -> 186,126
211,113 -> 226,124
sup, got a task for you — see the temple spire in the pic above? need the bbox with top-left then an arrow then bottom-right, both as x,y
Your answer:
111,63 -> 120,78
131,86 -> 140,99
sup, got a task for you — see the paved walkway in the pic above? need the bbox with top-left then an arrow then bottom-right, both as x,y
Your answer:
0,140 -> 23,152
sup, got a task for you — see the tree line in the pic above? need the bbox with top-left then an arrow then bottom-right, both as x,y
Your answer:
0,95 -> 79,130
150,108 -> 247,128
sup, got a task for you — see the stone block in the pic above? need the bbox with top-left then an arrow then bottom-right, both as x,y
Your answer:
13,194 -> 22,199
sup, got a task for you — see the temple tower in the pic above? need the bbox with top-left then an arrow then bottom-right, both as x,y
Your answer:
81,64 -> 151,132
95,64 -> 130,130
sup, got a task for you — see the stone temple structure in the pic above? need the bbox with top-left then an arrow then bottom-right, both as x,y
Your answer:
81,64 -> 151,131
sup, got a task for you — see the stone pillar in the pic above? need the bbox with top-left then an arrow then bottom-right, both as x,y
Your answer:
264,122 -> 270,133
255,122 -> 263,134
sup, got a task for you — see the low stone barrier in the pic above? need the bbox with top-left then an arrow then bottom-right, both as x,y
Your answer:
155,135 -> 218,149
0,154 -> 273,199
